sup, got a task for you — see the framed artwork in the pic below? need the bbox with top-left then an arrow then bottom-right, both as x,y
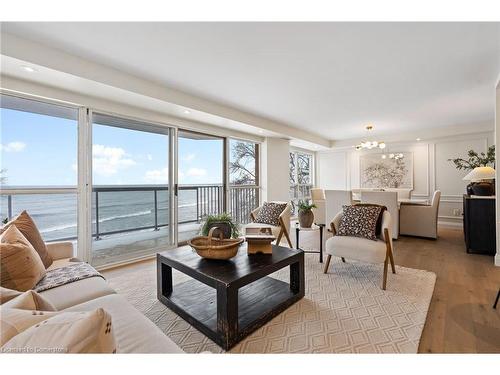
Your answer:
360,152 -> 413,188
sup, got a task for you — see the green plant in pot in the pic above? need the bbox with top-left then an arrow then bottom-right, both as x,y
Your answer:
200,213 -> 240,239
297,200 -> 317,228
448,145 -> 496,196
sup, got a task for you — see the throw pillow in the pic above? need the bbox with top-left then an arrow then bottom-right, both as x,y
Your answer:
0,307 -> 59,346
1,211 -> 53,268
0,287 -> 22,304
254,202 -> 288,226
3,290 -> 56,311
337,205 -> 382,241
0,225 -> 46,291
354,203 -> 387,236
1,308 -> 117,353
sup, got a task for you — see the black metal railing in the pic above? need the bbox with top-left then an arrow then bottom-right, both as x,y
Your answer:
228,185 -> 259,224
2,184 -> 260,241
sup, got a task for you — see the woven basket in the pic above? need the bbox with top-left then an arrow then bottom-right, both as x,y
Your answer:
188,227 -> 244,260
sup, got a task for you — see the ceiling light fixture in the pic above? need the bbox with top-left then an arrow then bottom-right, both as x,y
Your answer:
355,125 -> 386,150
381,153 -> 404,160
183,109 -> 191,114
416,138 -> 421,141
21,66 -> 36,73
258,129 -> 264,134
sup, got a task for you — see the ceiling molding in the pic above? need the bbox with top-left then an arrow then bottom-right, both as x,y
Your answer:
0,32 -> 330,148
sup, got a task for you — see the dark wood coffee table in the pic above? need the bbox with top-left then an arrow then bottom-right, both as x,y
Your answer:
157,244 -> 304,350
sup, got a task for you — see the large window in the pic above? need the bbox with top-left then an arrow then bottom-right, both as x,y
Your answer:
177,130 -> 224,242
229,139 -> 259,223
90,113 -> 172,267
289,150 -> 314,214
0,94 -> 79,241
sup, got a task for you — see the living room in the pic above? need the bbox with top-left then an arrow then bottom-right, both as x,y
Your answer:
1,1 -> 499,373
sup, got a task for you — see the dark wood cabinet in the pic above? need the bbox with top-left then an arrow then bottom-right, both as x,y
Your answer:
463,195 -> 496,255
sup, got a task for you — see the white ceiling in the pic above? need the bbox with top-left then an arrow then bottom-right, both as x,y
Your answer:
1,22 -> 500,141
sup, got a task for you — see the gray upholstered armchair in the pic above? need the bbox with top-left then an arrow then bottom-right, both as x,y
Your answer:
399,191 -> 441,239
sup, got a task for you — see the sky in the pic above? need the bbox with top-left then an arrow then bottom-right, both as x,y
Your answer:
0,108 -> 224,186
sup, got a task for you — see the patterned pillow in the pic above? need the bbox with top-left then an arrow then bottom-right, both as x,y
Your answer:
337,205 -> 382,241
255,202 -> 288,226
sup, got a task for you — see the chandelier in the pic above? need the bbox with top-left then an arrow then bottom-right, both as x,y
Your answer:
381,153 -> 404,160
355,125 -> 386,150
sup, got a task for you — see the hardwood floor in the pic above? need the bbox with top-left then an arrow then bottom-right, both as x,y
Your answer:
103,226 -> 500,353
395,228 -> 500,353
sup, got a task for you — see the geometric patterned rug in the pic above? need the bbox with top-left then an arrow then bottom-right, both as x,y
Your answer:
105,254 -> 436,353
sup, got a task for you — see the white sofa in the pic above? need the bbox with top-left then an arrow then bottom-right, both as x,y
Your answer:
39,241 -> 183,353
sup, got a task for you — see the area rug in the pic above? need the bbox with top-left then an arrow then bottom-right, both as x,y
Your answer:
105,254 -> 436,353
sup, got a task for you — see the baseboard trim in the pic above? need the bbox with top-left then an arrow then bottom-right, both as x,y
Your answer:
495,253 -> 500,267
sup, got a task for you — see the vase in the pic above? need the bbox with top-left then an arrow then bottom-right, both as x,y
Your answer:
298,210 -> 314,228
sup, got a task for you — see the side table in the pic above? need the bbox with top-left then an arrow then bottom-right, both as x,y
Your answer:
295,223 -> 324,263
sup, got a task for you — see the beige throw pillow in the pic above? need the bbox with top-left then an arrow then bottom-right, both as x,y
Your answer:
0,307 -> 59,346
1,308 -> 117,354
0,287 -> 22,304
2,290 -> 56,311
1,211 -> 53,268
0,225 -> 46,291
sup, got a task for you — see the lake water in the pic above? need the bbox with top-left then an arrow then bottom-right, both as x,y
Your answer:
0,189 -> 217,241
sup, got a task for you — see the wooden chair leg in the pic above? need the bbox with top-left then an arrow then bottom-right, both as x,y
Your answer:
276,228 -> 284,246
283,227 -> 293,248
388,247 -> 396,274
382,256 -> 388,290
341,257 -> 346,263
323,255 -> 332,274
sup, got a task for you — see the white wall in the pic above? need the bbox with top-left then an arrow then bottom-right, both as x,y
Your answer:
495,84 -> 500,266
261,138 -> 290,202
317,127 -> 494,227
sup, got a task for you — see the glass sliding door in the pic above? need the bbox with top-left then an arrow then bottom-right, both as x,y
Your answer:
228,139 -> 260,224
0,94 -> 79,243
90,113 -> 173,267
177,130 -> 224,243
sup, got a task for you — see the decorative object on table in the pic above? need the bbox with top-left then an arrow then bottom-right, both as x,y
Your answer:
448,145 -> 495,195
360,152 -> 413,189
189,227 -> 244,260
245,201 -> 293,247
200,213 -> 240,239
297,200 -> 317,228
354,125 -> 386,150
462,166 -> 496,196
245,227 -> 275,254
295,223 -> 325,263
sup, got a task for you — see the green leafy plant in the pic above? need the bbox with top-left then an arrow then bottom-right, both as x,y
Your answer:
297,200 -> 317,213
448,145 -> 495,171
2,217 -> 8,225
200,213 -> 240,238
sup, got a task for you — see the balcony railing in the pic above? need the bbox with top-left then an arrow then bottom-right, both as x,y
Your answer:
1,184 -> 260,242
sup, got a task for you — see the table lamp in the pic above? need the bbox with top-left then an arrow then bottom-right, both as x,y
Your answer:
462,166 -> 496,196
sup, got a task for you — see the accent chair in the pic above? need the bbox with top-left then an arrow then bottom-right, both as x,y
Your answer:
244,201 -> 293,247
324,209 -> 396,290
399,190 -> 441,239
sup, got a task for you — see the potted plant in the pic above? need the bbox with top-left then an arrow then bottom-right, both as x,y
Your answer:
297,200 -> 317,228
448,146 -> 495,195
200,213 -> 240,239
448,145 -> 495,171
